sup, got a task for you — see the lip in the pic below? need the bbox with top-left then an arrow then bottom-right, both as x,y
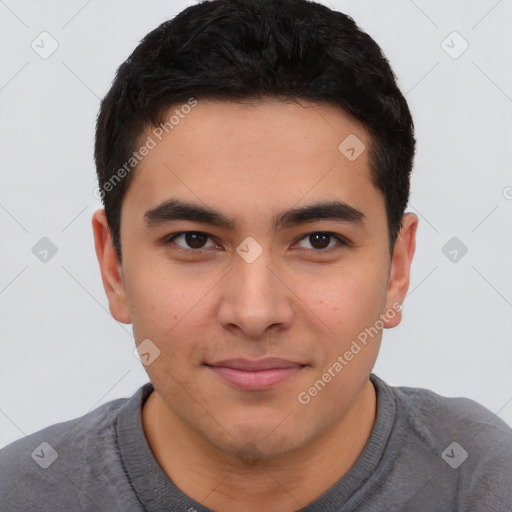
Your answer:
204,358 -> 306,390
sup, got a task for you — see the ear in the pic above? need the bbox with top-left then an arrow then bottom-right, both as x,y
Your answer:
91,209 -> 131,324
384,212 -> 418,328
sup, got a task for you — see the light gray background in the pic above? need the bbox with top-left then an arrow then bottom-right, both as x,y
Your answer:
1,0 -> 511,449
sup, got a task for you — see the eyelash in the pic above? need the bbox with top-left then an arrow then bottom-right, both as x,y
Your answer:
163,231 -> 351,255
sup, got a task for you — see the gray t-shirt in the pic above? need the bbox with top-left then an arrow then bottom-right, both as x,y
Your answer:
1,374 -> 511,511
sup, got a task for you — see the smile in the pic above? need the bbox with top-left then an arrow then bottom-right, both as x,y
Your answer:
204,358 -> 307,390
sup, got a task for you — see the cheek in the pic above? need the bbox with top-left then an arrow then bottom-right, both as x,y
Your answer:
125,258 -> 204,333
303,258 -> 389,335
125,266 -> 222,378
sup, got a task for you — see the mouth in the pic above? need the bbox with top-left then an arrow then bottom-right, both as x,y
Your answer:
204,358 -> 307,390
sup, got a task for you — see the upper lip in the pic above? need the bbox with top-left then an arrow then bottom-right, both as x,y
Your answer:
205,358 -> 305,371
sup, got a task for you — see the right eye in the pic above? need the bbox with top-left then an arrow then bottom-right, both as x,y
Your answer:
164,231 -> 220,252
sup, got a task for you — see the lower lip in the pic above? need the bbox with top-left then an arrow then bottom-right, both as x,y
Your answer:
206,366 -> 304,390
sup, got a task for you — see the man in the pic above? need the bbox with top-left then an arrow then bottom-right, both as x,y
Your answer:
1,0 -> 511,510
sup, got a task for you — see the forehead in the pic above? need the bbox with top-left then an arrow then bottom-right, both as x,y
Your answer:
122,99 -> 383,225
141,98 -> 370,164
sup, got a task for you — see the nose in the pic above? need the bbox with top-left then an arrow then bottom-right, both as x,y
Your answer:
216,248 -> 295,340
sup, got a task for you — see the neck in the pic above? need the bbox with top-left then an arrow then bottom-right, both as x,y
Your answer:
142,380 -> 377,512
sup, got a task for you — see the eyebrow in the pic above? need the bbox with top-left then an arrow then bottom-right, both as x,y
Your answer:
144,198 -> 366,231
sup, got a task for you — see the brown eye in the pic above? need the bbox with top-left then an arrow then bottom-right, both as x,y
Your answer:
296,232 -> 348,251
184,232 -> 209,249
166,232 -> 216,251
308,233 -> 331,249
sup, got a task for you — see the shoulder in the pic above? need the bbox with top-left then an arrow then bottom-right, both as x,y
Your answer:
380,377 -> 512,510
0,391 -> 136,511
391,381 -> 512,448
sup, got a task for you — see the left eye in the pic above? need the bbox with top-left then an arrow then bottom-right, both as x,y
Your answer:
295,232 -> 347,251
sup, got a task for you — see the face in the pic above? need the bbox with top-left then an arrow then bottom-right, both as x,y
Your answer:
93,98 -> 416,461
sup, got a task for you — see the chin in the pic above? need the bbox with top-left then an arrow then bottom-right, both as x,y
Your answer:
224,417 -> 314,462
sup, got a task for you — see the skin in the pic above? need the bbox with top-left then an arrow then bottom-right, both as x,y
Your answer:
92,98 -> 418,511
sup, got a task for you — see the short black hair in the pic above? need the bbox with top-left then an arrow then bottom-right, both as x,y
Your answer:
94,0 -> 415,262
